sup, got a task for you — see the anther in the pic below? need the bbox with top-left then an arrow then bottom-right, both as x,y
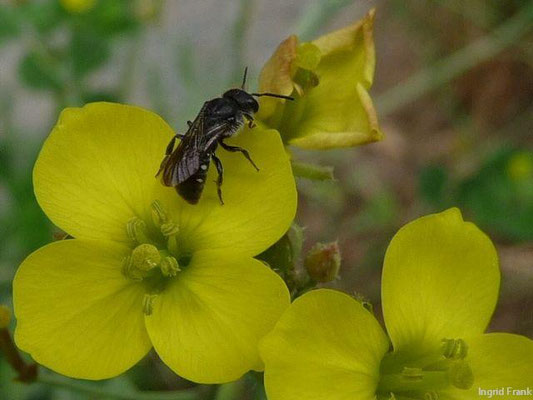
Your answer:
126,217 -> 151,244
442,338 -> 468,360
143,294 -> 158,315
160,222 -> 179,237
151,200 -> 179,237
151,200 -> 169,226
160,256 -> 180,277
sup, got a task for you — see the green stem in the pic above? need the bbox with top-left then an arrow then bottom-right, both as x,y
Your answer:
376,2 -> 533,117
36,373 -> 201,400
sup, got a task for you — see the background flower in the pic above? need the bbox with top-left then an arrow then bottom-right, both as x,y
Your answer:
256,9 -> 383,150
261,209 -> 533,400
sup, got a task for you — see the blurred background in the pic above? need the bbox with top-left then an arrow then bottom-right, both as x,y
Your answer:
0,0 -> 532,398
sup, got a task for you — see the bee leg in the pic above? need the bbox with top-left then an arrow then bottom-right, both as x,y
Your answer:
212,154 -> 224,205
220,141 -> 259,171
244,113 -> 255,129
187,121 -> 193,127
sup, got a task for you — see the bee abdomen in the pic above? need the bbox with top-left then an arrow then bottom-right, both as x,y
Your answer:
177,161 -> 210,204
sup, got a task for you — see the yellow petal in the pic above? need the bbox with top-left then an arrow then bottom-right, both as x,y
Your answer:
382,208 -> 500,359
144,250 -> 290,384
257,35 -> 299,121
36,103 -> 296,256
312,9 -> 376,87
260,289 -> 389,400
443,333 -> 533,399
13,240 -> 151,379
34,102 -> 175,243
167,126 -> 297,256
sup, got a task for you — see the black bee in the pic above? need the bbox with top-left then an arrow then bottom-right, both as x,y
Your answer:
156,69 -> 293,205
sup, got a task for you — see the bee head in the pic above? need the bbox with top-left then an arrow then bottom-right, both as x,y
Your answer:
223,89 -> 259,115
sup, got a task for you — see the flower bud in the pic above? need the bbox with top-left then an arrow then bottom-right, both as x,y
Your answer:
304,241 -> 341,282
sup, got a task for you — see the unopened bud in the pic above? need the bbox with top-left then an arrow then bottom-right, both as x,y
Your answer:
0,305 -> 11,328
304,241 -> 341,282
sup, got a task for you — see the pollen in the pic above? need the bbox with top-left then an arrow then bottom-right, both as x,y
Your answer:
122,244 -> 161,281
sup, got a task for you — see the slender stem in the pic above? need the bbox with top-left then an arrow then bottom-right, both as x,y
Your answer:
0,328 -> 38,382
36,373 -> 201,400
376,2 -> 533,117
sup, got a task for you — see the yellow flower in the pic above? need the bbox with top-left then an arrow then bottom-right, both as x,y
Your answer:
260,208 -> 533,399
13,102 -> 296,383
256,9 -> 383,150
60,0 -> 97,14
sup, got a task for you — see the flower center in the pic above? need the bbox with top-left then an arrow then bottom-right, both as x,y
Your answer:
376,339 -> 473,400
121,200 -> 186,315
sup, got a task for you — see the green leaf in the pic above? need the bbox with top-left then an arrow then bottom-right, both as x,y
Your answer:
71,28 -> 110,77
18,51 -> 62,91
0,6 -> 21,42
19,0 -> 65,34
457,147 -> 533,241
419,164 -> 448,206
88,0 -> 139,36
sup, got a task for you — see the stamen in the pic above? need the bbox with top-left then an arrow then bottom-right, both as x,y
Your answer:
442,338 -> 468,360
160,222 -> 179,237
143,294 -> 158,315
151,200 -> 179,237
151,200 -> 169,225
126,217 -> 151,244
160,256 -> 180,277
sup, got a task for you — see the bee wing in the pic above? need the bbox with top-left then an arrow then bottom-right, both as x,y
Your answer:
158,111 -> 207,186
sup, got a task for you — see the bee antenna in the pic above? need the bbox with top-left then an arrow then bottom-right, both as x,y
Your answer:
241,67 -> 248,90
251,92 -> 294,101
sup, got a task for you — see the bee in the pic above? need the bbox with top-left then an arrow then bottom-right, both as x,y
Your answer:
156,68 -> 293,205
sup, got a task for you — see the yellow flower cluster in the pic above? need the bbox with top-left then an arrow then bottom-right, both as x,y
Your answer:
13,10 -> 532,398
